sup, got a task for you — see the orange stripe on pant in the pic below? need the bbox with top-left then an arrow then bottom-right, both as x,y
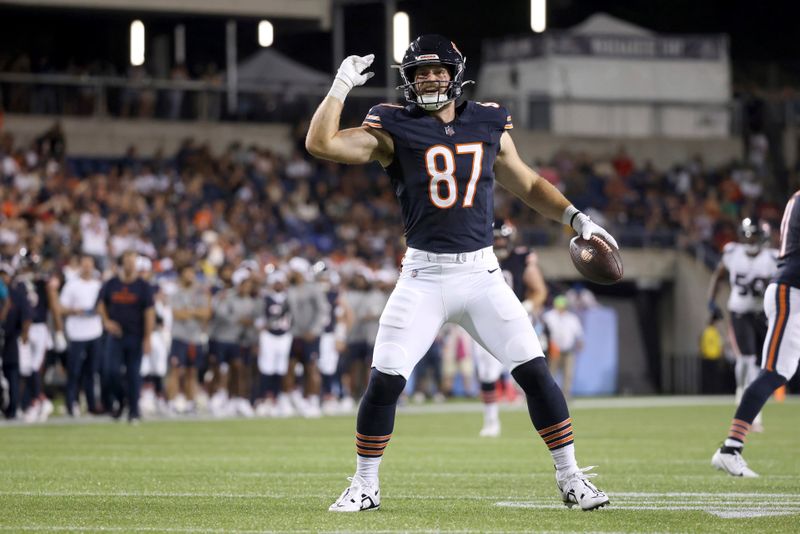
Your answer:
766,285 -> 790,371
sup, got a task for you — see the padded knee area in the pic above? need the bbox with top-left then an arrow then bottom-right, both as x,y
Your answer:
364,369 -> 407,406
751,369 -> 787,393
734,369 -> 786,423
511,357 -> 555,398
512,357 -> 569,431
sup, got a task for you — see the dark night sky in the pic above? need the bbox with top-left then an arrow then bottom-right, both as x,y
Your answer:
2,0 -> 799,86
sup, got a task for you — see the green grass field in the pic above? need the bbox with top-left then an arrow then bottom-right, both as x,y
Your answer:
1,397 -> 798,533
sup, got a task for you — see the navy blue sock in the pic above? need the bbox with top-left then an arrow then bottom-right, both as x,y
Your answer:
512,358 -> 573,450
356,369 -> 406,458
269,374 -> 282,397
725,370 -> 786,448
479,380 -> 497,404
321,373 -> 334,396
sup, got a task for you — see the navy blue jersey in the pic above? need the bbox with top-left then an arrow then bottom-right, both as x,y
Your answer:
324,290 -> 338,333
3,283 -> 32,340
31,278 -> 49,324
363,101 -> 513,253
776,189 -> 800,288
500,247 -> 531,301
97,277 -> 154,337
265,293 -> 291,336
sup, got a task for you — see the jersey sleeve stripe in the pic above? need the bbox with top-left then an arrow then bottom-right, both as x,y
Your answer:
362,121 -> 382,129
365,114 -> 382,122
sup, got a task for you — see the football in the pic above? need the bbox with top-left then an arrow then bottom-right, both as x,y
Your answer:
569,235 -> 623,285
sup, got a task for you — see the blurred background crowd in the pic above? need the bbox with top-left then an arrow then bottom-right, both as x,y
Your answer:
0,117 -> 784,423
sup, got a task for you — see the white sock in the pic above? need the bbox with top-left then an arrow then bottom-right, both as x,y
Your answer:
552,444 -> 578,478
753,411 -> 763,425
483,403 -> 499,425
356,456 -> 381,485
724,438 -> 743,449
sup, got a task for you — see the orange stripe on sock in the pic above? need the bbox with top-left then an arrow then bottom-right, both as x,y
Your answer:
546,434 -> 574,449
356,432 -> 392,442
356,440 -> 387,449
544,426 -> 573,443
356,448 -> 385,456
537,418 -> 572,436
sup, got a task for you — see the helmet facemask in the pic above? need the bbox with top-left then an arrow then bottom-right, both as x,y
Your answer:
394,35 -> 473,111
738,218 -> 766,255
397,61 -> 466,111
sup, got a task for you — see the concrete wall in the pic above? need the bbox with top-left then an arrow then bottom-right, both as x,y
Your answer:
508,128 -> 740,168
2,115 -> 295,158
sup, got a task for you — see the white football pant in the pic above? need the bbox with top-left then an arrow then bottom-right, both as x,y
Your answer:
258,331 -> 293,375
19,323 -> 52,377
373,246 -> 544,379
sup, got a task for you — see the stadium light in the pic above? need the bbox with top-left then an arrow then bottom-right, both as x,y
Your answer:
393,11 -> 409,63
258,20 -> 274,47
531,0 -> 546,33
130,20 -> 145,66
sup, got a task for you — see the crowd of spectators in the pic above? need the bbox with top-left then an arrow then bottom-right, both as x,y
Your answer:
0,120 -> 786,423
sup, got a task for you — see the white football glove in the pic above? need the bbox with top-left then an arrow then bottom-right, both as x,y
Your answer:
563,206 -> 619,249
327,54 -> 375,102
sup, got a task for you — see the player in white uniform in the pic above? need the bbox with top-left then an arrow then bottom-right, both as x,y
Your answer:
307,35 -> 616,512
708,218 -> 778,431
473,220 -> 548,437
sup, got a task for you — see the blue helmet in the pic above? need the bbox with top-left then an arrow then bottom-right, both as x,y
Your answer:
396,34 -> 471,111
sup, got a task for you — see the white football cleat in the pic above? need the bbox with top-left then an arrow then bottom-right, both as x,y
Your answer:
479,421 -> 501,438
38,398 -> 54,422
556,466 -> 610,511
328,475 -> 380,512
338,396 -> 356,413
321,398 -> 339,416
712,447 -> 759,477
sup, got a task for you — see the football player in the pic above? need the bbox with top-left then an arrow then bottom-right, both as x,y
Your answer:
306,35 -> 616,512
707,218 -> 778,431
256,270 -> 293,417
474,220 -> 549,437
712,193 -> 800,477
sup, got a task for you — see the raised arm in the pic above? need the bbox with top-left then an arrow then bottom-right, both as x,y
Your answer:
494,132 -> 618,248
305,54 -> 393,167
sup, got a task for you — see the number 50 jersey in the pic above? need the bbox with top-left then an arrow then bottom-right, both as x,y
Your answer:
363,100 -> 513,253
722,242 -> 779,313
